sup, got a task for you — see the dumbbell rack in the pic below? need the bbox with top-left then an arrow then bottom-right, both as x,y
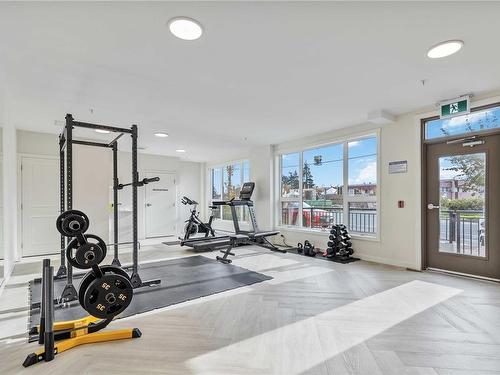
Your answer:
56,114 -> 161,303
326,224 -> 360,264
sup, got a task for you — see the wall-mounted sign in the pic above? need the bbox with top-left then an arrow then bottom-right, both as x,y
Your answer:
439,95 -> 470,119
389,160 -> 407,174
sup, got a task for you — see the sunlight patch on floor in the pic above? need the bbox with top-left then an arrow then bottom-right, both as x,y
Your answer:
230,253 -> 300,272
186,280 -> 462,374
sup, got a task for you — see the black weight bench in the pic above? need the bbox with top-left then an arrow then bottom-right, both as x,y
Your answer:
182,233 -> 249,262
250,230 -> 279,239
247,231 -> 286,253
215,234 -> 249,264
187,237 -> 232,251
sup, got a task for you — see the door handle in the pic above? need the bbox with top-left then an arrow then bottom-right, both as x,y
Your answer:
427,203 -> 440,210
146,203 -> 152,207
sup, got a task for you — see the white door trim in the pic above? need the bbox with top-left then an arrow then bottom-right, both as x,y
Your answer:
18,154 -> 59,258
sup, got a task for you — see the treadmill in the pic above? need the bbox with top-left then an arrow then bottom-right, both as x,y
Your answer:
180,182 -> 285,254
221,182 -> 286,253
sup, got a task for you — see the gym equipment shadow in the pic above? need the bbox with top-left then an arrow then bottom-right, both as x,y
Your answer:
28,256 -> 271,329
286,247 -> 360,264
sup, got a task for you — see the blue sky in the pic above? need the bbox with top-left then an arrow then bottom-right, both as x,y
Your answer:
282,137 -> 377,187
426,107 -> 500,139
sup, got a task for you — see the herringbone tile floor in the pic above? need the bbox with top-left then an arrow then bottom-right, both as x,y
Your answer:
1,245 -> 499,374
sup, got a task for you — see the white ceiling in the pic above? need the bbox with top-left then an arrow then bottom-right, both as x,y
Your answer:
1,2 -> 499,162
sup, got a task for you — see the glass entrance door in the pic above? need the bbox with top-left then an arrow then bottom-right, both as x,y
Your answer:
437,153 -> 486,257
426,134 -> 500,279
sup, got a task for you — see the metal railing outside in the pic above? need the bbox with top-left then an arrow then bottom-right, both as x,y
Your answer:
281,207 -> 377,233
440,209 -> 485,256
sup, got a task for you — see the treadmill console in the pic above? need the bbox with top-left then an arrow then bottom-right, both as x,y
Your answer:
239,182 -> 255,201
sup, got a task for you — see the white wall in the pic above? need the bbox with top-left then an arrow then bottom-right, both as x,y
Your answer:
17,130 -> 58,156
177,160 -> 204,233
73,146 -> 112,240
249,145 -> 275,230
3,125 -> 17,276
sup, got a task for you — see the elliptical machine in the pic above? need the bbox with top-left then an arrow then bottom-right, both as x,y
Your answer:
181,196 -> 216,241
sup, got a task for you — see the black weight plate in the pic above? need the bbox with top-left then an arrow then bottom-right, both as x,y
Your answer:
78,271 -> 98,307
101,265 -> 131,280
78,266 -> 130,307
61,215 -> 86,236
56,210 -> 89,237
60,213 -> 87,236
66,234 -> 107,269
83,272 -> 133,319
74,243 -> 104,268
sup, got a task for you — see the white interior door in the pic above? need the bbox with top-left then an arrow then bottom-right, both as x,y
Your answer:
145,172 -> 176,238
21,157 -> 60,256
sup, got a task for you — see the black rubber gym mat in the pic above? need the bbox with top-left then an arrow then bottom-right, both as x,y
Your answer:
28,256 -> 271,329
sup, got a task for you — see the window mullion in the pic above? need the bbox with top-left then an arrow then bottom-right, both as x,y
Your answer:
220,167 -> 224,219
343,141 -> 349,228
299,151 -> 304,228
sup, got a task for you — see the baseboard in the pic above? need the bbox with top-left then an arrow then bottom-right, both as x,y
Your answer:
354,253 -> 418,270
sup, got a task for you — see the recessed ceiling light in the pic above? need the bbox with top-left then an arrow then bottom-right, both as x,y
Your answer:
154,132 -> 169,138
95,129 -> 110,134
168,17 -> 203,40
176,149 -> 186,153
427,40 -> 464,59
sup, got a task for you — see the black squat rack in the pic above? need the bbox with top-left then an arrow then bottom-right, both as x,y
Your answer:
57,114 -> 160,302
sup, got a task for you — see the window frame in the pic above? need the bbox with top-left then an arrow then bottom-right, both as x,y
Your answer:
276,130 -> 380,240
423,102 -> 500,144
207,159 -> 251,222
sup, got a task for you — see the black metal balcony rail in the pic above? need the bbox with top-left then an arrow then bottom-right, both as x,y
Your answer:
440,209 -> 485,256
281,207 -> 377,233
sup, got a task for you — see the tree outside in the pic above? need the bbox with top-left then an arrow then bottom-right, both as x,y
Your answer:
445,154 -> 485,194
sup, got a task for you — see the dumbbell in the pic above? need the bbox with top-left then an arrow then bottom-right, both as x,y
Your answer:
326,247 -> 337,257
329,234 -> 344,241
328,240 -> 344,247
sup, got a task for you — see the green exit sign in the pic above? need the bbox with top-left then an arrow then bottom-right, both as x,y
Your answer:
440,96 -> 470,119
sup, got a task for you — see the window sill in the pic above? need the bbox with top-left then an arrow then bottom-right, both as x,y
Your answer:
276,225 -> 380,242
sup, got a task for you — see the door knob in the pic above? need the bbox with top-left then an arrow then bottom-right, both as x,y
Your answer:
146,203 -> 152,207
427,203 -> 440,210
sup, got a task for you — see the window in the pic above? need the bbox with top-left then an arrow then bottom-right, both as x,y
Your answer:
210,160 -> 250,220
279,135 -> 378,236
425,105 -> 500,140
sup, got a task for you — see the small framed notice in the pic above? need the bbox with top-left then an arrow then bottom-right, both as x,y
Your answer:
389,160 -> 407,174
